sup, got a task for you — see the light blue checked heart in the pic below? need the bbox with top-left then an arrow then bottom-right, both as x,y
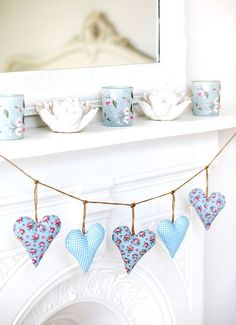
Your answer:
157,216 -> 189,258
65,223 -> 105,272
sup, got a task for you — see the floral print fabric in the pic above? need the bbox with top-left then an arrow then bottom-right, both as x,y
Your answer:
112,226 -> 155,273
189,188 -> 225,230
13,215 -> 61,267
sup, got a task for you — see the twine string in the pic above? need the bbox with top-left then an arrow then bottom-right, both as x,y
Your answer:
0,155 -> 35,182
0,131 -> 235,208
205,166 -> 209,197
207,132 -> 236,167
171,191 -> 176,223
34,180 -> 39,223
131,203 -> 136,235
82,200 -> 87,234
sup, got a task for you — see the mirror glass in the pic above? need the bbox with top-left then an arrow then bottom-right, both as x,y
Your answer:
0,0 -> 158,73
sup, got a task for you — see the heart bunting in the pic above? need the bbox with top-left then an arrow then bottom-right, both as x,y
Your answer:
157,216 -> 189,257
112,226 -> 156,273
2,131 -> 236,276
189,188 -> 226,230
65,223 -> 105,273
13,215 -> 61,267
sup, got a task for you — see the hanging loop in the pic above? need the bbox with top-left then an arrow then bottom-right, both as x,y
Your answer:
205,165 -> 209,197
82,200 -> 88,234
130,202 -> 136,235
34,180 -> 39,223
171,190 -> 175,223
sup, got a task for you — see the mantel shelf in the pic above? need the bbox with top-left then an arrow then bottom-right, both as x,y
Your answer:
1,112 -> 236,160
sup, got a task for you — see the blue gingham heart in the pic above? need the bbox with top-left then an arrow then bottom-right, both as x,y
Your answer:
13,215 -> 61,267
112,226 -> 156,273
65,223 -> 105,272
189,188 -> 226,230
157,216 -> 189,258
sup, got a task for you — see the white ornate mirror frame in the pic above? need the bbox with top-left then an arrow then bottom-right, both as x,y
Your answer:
0,0 -> 186,115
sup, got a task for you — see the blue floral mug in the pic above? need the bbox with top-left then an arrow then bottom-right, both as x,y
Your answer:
0,94 -> 25,140
192,81 -> 221,116
101,86 -> 133,127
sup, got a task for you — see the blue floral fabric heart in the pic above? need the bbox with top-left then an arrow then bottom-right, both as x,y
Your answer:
157,216 -> 189,258
189,188 -> 226,230
112,226 -> 156,273
65,223 -> 105,273
13,215 -> 61,267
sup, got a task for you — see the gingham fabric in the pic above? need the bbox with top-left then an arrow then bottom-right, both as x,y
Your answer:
157,216 -> 189,258
65,223 -> 105,272
13,215 -> 61,267
189,188 -> 226,230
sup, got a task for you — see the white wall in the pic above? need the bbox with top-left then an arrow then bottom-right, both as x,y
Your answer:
187,0 -> 236,113
187,1 -> 236,324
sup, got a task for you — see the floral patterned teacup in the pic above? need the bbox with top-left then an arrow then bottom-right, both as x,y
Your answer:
101,86 -> 133,127
0,94 -> 25,140
192,81 -> 221,116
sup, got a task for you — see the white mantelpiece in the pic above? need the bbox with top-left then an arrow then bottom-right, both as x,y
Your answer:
0,116 -> 236,325
1,112 -> 236,160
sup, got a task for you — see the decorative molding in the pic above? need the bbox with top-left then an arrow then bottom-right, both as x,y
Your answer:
14,263 -> 174,325
45,316 -> 79,325
0,254 -> 28,291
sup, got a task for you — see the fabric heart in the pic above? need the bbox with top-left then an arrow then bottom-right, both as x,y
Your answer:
65,223 -> 105,273
189,188 -> 226,230
157,216 -> 189,257
112,226 -> 156,274
13,215 -> 61,267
